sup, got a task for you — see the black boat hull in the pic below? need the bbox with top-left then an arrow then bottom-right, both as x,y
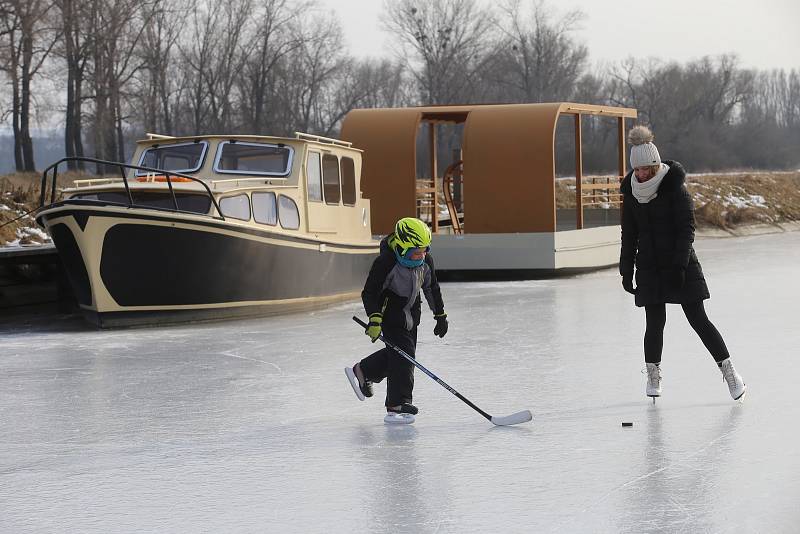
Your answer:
37,204 -> 378,327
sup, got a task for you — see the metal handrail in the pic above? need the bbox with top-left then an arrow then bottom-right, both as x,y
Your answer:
39,156 -> 226,221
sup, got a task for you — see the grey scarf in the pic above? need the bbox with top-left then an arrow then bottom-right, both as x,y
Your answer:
631,163 -> 670,203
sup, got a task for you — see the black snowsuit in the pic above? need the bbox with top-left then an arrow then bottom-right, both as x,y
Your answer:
619,160 -> 709,307
620,160 -> 729,364
359,236 -> 445,407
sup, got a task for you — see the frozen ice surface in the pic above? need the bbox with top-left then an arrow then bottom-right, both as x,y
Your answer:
2,232 -> 799,533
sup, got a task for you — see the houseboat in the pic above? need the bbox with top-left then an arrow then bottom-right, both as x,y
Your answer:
340,103 -> 638,277
35,133 -> 378,327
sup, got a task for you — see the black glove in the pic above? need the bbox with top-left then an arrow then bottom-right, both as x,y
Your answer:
622,273 -> 636,295
670,267 -> 686,290
433,313 -> 448,338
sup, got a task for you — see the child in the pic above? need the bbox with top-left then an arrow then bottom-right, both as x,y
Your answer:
345,217 -> 448,423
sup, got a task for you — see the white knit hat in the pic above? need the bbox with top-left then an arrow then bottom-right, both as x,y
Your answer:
628,125 -> 661,168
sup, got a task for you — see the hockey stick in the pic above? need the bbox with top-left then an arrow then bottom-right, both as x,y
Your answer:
353,316 -> 532,426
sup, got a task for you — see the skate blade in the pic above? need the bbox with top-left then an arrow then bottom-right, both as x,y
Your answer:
344,367 -> 365,401
384,413 -> 415,425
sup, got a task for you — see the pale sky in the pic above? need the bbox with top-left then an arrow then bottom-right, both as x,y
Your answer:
315,0 -> 800,71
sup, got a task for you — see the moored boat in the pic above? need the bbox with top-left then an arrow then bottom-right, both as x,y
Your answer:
35,132 -> 378,327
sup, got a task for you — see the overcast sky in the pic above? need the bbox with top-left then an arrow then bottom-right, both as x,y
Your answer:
316,0 -> 800,71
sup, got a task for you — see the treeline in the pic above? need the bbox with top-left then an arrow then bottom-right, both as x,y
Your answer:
1,0 -> 799,174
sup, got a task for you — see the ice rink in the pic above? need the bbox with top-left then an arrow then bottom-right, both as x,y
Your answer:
2,231 -> 799,533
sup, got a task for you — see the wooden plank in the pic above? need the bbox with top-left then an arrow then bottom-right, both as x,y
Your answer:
575,114 -> 583,229
579,183 -> 621,191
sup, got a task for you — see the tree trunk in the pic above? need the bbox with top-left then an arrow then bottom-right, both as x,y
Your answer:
19,20 -> 36,171
74,62 -> 85,168
63,0 -> 77,169
10,39 -> 23,172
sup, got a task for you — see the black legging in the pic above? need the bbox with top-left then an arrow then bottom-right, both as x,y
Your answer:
644,301 -> 731,364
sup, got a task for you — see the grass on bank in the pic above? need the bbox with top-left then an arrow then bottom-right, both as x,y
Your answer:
0,172 -> 82,245
2,171 -> 800,246
555,171 -> 800,229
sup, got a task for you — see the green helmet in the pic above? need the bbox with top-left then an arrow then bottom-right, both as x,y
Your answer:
391,217 -> 432,255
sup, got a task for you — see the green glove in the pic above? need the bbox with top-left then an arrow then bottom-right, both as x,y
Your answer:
365,313 -> 383,343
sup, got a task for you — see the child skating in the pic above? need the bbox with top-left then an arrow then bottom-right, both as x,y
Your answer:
345,217 -> 448,424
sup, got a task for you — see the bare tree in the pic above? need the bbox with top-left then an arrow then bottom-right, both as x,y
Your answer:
284,15 -> 345,133
180,0 -> 253,134
55,0 -> 92,170
0,0 -> 59,171
137,0 -> 192,135
238,0 -> 305,134
88,0 -> 161,169
313,58 -> 410,137
492,0 -> 588,102
383,0 -> 495,105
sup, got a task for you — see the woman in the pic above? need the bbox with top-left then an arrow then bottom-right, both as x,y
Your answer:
345,217 -> 448,424
619,125 -> 746,401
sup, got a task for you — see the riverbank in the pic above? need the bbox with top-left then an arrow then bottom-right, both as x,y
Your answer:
2,170 -> 800,246
557,170 -> 800,231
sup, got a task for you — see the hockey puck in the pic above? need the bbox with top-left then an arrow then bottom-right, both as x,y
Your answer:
621,422 -> 633,427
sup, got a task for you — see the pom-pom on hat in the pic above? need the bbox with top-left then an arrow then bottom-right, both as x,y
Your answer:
628,125 -> 661,168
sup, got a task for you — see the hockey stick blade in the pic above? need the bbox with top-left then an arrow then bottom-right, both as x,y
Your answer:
490,410 -> 533,426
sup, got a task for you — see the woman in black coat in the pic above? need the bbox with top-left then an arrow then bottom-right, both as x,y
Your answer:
619,126 -> 746,401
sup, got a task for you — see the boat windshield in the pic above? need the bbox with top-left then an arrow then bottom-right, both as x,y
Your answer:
137,141 -> 208,175
213,141 -> 293,176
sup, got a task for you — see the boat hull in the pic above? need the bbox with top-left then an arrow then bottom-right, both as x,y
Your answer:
37,204 -> 378,327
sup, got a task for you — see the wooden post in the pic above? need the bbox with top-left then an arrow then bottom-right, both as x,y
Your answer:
428,122 -> 438,232
618,116 -> 627,178
574,113 -> 583,230
452,148 -> 462,212
618,116 -> 627,225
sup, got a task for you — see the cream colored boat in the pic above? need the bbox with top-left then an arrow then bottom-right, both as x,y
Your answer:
36,132 -> 378,327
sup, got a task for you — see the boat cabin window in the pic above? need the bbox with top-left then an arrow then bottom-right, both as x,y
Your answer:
278,194 -> 300,230
214,141 -> 293,176
322,154 -> 340,205
253,192 -> 277,226
71,191 -> 211,214
219,193 -> 251,221
137,141 -> 207,175
341,157 -> 356,206
306,151 -> 323,202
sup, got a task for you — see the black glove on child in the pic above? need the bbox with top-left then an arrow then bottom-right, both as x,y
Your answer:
622,273 -> 636,295
433,313 -> 448,338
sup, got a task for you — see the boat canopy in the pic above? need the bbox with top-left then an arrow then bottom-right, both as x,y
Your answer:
340,103 -> 637,235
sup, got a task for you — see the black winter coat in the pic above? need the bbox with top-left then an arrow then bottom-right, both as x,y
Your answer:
362,236 -> 445,330
619,160 -> 710,307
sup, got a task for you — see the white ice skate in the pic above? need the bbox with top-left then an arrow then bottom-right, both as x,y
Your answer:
384,412 -> 415,424
720,359 -> 746,400
646,362 -> 662,401
344,366 -> 365,401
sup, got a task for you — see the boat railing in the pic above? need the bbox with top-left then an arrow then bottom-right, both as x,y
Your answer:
39,156 -> 226,221
295,131 -> 353,147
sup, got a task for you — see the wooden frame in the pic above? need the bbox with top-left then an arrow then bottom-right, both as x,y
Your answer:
340,103 -> 637,234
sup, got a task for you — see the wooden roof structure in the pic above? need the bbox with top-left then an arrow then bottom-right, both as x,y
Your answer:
340,103 -> 637,235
